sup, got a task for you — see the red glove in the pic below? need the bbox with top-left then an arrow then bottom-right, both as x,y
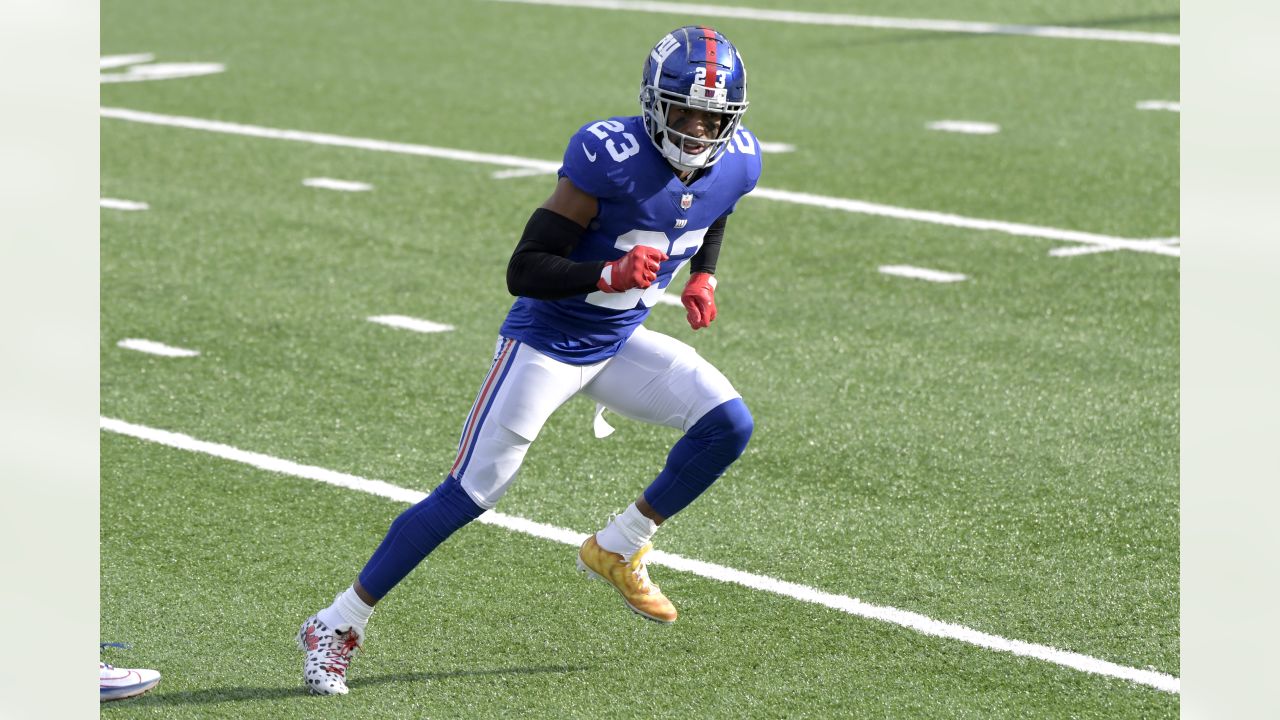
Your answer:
597,245 -> 669,293
681,272 -> 718,330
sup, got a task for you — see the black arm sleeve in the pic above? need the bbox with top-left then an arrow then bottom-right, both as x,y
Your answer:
506,208 -> 607,299
689,214 -> 727,275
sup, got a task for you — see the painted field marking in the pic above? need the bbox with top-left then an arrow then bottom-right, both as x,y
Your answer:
99,107 -> 1177,257
488,0 -> 1180,46
101,198 -> 149,211
303,177 -> 373,192
748,186 -> 1179,257
654,292 -> 684,307
926,120 -> 1001,135
368,315 -> 455,334
493,142 -> 794,179
100,53 -> 155,69
1049,238 -> 1179,258
101,61 -> 226,84
117,339 -> 200,358
879,265 -> 969,282
1136,100 -> 1180,112
99,415 -> 1180,694
758,141 -> 796,153
100,107 -> 559,173
492,167 -> 556,180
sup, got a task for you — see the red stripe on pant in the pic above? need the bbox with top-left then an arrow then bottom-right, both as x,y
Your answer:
450,339 -> 515,476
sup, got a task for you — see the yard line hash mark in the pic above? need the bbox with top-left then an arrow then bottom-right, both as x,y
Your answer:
100,107 -> 1178,257
487,0 -> 1180,46
368,315 -> 455,334
879,265 -> 969,282
117,339 -> 200,357
101,198 -> 149,211
303,177 -> 373,192
1136,100 -> 1180,112
100,54 -> 226,84
100,416 -> 1179,694
926,120 -> 1001,135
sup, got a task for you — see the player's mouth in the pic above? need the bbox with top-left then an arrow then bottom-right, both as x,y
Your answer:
682,140 -> 709,155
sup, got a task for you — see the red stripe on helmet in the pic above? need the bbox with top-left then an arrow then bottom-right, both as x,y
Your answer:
701,27 -> 718,89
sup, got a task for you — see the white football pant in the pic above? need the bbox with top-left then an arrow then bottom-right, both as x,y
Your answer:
451,325 -> 740,509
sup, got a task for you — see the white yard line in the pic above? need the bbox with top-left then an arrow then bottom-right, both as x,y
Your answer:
926,120 -> 1001,135
368,315 -> 455,334
1049,237 -> 1179,257
1049,244 -> 1124,258
492,167 -> 557,180
99,415 -> 1178,694
100,107 -> 559,173
101,198 -> 150,211
493,142 -> 794,178
749,187 -> 1179,257
879,265 -> 969,282
1136,100 -> 1180,112
757,141 -> 796,153
117,339 -> 200,357
100,53 -> 155,69
100,107 -> 1177,258
487,0 -> 1180,46
303,177 -> 373,192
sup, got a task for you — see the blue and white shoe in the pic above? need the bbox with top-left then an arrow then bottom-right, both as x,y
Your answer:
100,661 -> 161,702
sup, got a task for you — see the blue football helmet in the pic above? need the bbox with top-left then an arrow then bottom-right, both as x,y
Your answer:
640,26 -> 749,172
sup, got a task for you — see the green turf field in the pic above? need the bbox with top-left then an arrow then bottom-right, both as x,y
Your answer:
101,1 -> 1179,716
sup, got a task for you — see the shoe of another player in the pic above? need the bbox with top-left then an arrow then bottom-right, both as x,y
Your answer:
297,614 -> 362,695
100,662 -> 161,702
577,535 -> 677,624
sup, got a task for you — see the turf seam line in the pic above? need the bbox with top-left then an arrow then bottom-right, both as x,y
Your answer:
486,0 -> 1180,46
98,107 -> 1179,257
100,416 -> 1180,695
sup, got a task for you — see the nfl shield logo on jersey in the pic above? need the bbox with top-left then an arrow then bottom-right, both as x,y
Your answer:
680,193 -> 694,209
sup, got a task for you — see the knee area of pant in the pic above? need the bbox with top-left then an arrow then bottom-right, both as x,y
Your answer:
697,398 -> 754,453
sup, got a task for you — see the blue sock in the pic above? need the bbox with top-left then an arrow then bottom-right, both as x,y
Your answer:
643,398 -> 754,519
358,475 -> 486,600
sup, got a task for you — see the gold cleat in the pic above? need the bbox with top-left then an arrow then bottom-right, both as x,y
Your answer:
577,535 -> 677,624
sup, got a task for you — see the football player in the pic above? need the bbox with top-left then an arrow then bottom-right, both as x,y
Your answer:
299,25 -> 762,695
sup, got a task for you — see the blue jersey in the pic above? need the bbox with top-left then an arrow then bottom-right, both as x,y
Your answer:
500,115 -> 762,364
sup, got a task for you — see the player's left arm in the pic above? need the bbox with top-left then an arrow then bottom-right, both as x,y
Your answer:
681,214 -> 727,330
682,129 -> 762,330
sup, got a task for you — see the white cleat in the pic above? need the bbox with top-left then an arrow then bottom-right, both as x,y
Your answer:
298,614 -> 362,695
100,661 -> 161,702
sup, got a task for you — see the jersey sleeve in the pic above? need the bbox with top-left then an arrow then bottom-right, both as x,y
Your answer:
557,119 -> 636,200
739,126 -> 763,196
717,126 -> 763,217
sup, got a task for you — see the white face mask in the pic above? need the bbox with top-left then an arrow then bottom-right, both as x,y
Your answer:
644,99 -> 744,172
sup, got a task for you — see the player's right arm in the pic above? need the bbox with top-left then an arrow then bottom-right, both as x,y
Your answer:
506,121 -> 667,300
505,177 -> 603,300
